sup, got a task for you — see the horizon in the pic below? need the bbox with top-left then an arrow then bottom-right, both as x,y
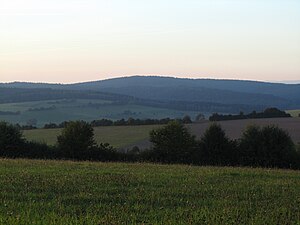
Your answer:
1,74 -> 300,85
1,0 -> 300,83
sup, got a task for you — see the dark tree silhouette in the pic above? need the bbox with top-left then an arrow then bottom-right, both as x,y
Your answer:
57,121 -> 96,159
199,123 -> 237,165
150,121 -> 197,163
0,121 -> 25,150
239,125 -> 297,168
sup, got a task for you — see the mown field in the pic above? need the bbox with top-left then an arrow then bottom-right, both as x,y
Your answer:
0,159 -> 299,224
24,125 -> 161,148
189,117 -> 300,145
24,117 -> 300,149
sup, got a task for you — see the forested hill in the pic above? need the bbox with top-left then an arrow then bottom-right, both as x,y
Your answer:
1,76 -> 299,109
69,76 -> 300,103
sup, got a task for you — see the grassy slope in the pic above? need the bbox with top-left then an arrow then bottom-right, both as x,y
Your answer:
24,117 -> 300,149
0,99 -> 199,127
0,159 -> 299,224
24,125 -> 161,148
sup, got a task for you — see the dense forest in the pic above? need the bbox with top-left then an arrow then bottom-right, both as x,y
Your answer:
209,108 -> 291,121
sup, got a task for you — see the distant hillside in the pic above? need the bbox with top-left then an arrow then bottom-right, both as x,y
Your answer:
97,85 -> 288,106
1,76 -> 299,109
0,87 -> 133,104
67,76 -> 300,100
0,87 -> 261,114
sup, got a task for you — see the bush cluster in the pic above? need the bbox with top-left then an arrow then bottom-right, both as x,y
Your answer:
148,122 -> 300,169
0,120 -> 299,169
0,121 -> 117,161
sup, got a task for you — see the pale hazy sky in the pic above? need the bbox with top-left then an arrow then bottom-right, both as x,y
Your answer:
0,0 -> 299,83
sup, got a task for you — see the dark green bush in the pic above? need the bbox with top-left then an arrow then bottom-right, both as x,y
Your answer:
1,141 -> 59,159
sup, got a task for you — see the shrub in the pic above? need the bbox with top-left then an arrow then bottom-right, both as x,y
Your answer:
83,143 -> 119,161
182,115 -> 192,124
195,113 -> 205,122
1,141 -> 58,159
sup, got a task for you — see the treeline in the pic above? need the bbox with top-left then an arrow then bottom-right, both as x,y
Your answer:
0,111 -> 20,115
43,116 -> 193,129
0,121 -> 119,161
28,105 -> 56,112
0,120 -> 299,169
147,122 -> 300,169
209,107 -> 291,121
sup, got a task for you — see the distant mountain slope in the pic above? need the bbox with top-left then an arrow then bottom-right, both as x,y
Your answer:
0,87 -> 133,104
1,76 -> 299,109
64,76 -> 300,108
0,87 -> 263,114
97,85 -> 288,107
70,76 -> 300,101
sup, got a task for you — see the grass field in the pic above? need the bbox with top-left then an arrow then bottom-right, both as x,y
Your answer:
24,117 -> 300,149
0,99 -> 199,127
287,109 -> 300,118
0,159 -> 299,224
24,125 -> 161,148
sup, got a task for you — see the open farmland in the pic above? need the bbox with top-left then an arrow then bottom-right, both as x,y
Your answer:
24,117 -> 300,149
0,159 -> 299,224
189,117 -> 300,144
0,99 -> 200,127
24,125 -> 162,148
133,117 -> 300,150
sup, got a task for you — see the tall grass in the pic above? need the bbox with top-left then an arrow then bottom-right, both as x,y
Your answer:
0,159 -> 299,224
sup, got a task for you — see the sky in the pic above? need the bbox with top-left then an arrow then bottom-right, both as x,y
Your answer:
0,0 -> 299,83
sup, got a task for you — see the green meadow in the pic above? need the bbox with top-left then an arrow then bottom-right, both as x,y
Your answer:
24,125 -> 161,148
0,99 -> 199,127
0,159 -> 299,224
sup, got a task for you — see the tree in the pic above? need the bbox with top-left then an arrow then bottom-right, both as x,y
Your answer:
195,113 -> 205,122
239,125 -> 297,168
199,123 -> 237,165
182,115 -> 192,124
263,108 -> 290,117
57,121 -> 96,159
26,118 -> 37,127
0,121 -> 25,150
149,121 -> 197,163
